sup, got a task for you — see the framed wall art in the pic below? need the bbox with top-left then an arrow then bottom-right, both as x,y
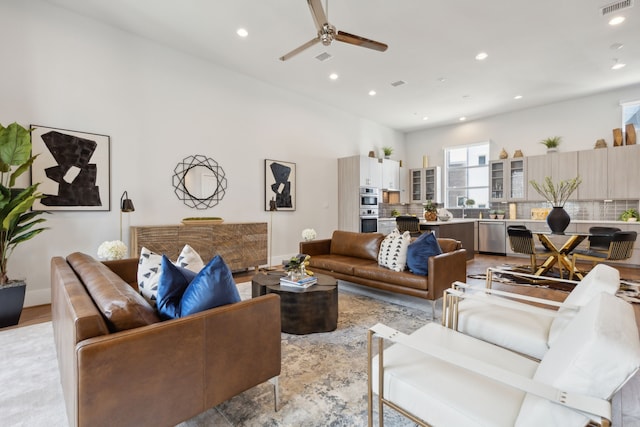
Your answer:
30,125 -> 110,211
265,159 -> 296,211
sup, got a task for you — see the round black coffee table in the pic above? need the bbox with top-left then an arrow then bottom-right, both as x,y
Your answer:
251,272 -> 338,335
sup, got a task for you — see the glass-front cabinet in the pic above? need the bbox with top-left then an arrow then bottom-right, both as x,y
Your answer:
489,159 -> 526,202
410,167 -> 441,203
509,159 -> 526,199
490,161 -> 506,201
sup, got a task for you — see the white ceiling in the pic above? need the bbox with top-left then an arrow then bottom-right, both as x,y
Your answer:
44,0 -> 640,132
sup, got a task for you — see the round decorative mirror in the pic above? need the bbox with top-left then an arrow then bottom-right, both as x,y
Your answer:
173,155 -> 227,209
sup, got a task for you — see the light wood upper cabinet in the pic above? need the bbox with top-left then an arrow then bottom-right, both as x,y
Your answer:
527,152 -> 578,202
578,149 -> 608,200
607,145 -> 640,199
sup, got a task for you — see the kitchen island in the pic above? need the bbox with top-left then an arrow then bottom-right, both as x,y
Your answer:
419,219 -> 476,260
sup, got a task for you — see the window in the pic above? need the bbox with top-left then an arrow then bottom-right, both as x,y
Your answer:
622,100 -> 640,140
444,142 -> 489,208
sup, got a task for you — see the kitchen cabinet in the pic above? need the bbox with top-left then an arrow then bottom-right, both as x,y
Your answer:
420,220 -> 474,259
607,145 -> 640,199
381,159 -> 400,190
527,152 -> 578,202
359,156 -> 382,187
399,165 -> 410,204
489,159 -> 526,202
339,155 -> 380,232
578,149 -> 608,200
410,167 -> 441,203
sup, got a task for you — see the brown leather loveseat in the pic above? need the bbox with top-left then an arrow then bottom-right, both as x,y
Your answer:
51,252 -> 281,427
299,230 -> 467,314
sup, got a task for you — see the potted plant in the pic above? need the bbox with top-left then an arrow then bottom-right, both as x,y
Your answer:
465,199 -> 475,208
0,122 -> 48,328
423,200 -> 437,221
382,146 -> 393,159
529,176 -> 581,234
489,209 -> 497,219
496,209 -> 505,220
620,209 -> 639,222
540,136 -> 561,153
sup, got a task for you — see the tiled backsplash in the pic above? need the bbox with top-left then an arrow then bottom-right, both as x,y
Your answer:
380,200 -> 639,221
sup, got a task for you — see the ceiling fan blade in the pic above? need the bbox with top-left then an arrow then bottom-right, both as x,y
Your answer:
279,37 -> 321,61
307,0 -> 328,32
336,30 -> 388,52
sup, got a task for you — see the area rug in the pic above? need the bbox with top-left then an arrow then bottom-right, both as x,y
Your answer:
0,282 -> 430,427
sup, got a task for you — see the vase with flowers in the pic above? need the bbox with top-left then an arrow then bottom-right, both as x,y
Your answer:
529,176 -> 581,234
97,240 -> 128,260
301,228 -> 317,241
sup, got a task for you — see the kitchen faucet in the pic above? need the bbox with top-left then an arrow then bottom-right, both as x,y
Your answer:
458,196 -> 467,218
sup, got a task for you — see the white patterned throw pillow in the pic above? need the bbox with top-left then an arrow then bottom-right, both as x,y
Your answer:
388,231 -> 411,272
137,244 -> 205,306
378,229 -> 400,268
377,229 -> 410,271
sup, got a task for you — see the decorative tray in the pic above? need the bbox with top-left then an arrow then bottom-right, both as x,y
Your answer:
181,217 -> 224,225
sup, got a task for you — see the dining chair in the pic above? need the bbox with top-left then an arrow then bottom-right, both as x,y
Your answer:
570,230 -> 637,279
395,216 -> 421,237
587,226 -> 621,253
506,225 -> 557,276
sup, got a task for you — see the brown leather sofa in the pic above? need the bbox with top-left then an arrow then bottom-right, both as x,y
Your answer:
51,252 -> 281,427
299,230 -> 467,313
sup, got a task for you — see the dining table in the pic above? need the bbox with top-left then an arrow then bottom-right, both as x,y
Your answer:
532,231 -> 589,280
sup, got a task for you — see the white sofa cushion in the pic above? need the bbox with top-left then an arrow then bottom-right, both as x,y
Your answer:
371,323 -> 538,427
457,295 -> 554,360
516,292 -> 640,426
547,263 -> 620,346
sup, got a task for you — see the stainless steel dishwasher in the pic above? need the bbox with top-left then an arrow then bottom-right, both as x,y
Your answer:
478,221 -> 506,255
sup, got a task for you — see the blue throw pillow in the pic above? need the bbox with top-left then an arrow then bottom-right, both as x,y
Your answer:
180,255 -> 241,317
156,255 -> 198,320
406,232 -> 443,276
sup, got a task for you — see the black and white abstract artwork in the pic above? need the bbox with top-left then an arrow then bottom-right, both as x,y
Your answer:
30,125 -> 110,211
265,159 -> 296,211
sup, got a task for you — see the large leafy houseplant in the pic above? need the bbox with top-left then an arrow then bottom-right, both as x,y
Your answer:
0,122 -> 47,285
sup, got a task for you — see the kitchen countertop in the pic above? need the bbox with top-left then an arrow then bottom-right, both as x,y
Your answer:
379,217 -> 640,225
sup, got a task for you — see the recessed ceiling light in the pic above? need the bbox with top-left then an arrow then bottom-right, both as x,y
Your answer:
514,95 -> 523,100
609,16 -> 626,25
475,52 -> 488,61
236,28 -> 248,37
438,77 -> 447,83
422,116 -> 429,121
368,90 -> 377,96
610,42 -> 624,50
329,73 -> 339,80
459,117 -> 467,121
612,60 -> 626,70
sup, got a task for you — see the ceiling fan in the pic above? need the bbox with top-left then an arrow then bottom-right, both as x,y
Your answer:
279,0 -> 388,61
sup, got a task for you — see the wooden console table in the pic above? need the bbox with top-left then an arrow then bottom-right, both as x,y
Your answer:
130,222 -> 267,272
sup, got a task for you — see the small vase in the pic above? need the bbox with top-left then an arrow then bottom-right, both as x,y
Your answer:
547,206 -> 570,234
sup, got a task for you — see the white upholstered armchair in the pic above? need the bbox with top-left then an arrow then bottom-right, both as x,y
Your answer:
442,263 -> 620,359
368,292 -> 640,426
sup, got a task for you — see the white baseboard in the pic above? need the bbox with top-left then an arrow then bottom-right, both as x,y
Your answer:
24,288 -> 51,307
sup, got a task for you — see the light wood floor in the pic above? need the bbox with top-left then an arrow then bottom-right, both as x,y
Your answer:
14,254 -> 640,328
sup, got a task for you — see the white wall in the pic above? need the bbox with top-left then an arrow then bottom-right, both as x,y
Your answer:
405,84 -> 640,169
0,0 -> 404,306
